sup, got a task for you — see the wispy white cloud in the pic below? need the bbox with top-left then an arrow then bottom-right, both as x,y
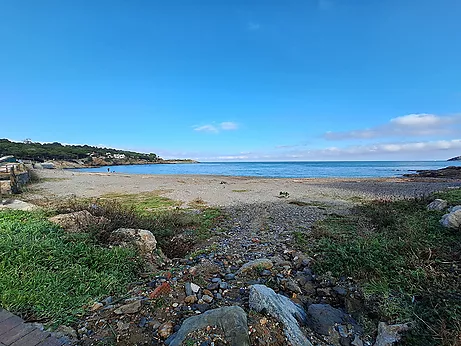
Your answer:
220,122 -> 238,130
248,22 -> 261,31
193,125 -> 219,133
193,122 -> 239,133
324,114 -> 461,140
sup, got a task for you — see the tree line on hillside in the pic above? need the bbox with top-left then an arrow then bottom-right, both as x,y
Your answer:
0,139 -> 159,162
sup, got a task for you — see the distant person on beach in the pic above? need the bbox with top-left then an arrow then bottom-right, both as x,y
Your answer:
107,168 -> 110,173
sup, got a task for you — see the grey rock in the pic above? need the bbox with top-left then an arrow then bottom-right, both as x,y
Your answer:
185,282 -> 193,297
114,300 -> 142,314
285,279 -> 302,294
249,284 -> 312,346
261,269 -> 272,276
333,286 -> 348,296
167,306 -> 250,346
440,209 -> 461,229
427,199 -> 448,211
352,335 -> 364,346
373,322 -> 410,346
224,273 -> 236,280
49,210 -> 108,233
449,205 -> 461,213
112,228 -> 157,257
202,295 -> 213,303
0,199 -> 38,211
307,304 -> 357,336
238,258 -> 273,274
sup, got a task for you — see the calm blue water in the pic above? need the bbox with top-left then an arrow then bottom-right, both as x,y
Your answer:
74,161 -> 461,178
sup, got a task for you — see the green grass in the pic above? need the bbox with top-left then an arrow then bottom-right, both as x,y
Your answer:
434,188 -> 461,205
101,191 -> 180,214
232,189 -> 249,193
303,190 -> 461,345
0,210 -> 141,325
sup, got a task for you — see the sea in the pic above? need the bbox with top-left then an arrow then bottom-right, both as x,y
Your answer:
74,161 -> 461,179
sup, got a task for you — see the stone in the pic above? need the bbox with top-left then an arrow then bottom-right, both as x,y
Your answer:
427,199 -> 448,211
373,322 -> 410,346
117,321 -> 130,331
352,335 -> 364,346
166,306 -> 250,346
224,273 -> 236,281
112,228 -> 157,257
449,205 -> 461,213
207,282 -> 219,290
307,304 -> 357,336
249,284 -> 312,346
203,289 -> 213,296
184,295 -> 197,304
261,269 -> 272,276
191,282 -> 201,293
189,260 -> 221,277
333,286 -> 348,296
238,258 -> 273,274
202,295 -> 213,303
48,210 -> 108,232
55,325 -> 78,339
285,279 -> 302,294
0,199 -> 38,211
158,322 -> 174,339
90,302 -> 103,311
219,282 -> 229,290
440,209 -> 461,229
185,282 -> 193,296
114,300 -> 142,314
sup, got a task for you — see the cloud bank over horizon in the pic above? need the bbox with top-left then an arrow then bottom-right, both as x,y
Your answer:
324,114 -> 461,140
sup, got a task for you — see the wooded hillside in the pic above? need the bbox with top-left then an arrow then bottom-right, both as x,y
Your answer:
0,139 -> 158,162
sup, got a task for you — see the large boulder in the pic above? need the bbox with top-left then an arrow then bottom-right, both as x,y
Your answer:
426,199 -> 447,211
112,228 -> 157,257
373,322 -> 410,346
249,284 -> 312,346
166,306 -> 249,346
48,210 -> 108,232
440,209 -> 461,229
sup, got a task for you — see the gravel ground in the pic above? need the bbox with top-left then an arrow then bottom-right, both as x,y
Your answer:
27,169 -> 461,207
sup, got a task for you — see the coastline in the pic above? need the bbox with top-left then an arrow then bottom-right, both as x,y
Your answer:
24,168 -> 461,207
50,159 -> 198,169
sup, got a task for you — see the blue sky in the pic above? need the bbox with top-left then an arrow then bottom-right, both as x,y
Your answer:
1,0 -> 460,161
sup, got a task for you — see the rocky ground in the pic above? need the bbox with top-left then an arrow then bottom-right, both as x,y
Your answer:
60,201 -> 389,346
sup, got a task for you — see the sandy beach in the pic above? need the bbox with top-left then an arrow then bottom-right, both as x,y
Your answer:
27,169 -> 461,207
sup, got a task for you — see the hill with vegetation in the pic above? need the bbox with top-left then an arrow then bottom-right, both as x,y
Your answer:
0,139 -> 159,164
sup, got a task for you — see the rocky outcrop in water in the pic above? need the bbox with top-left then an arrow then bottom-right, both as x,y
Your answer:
404,166 -> 461,179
